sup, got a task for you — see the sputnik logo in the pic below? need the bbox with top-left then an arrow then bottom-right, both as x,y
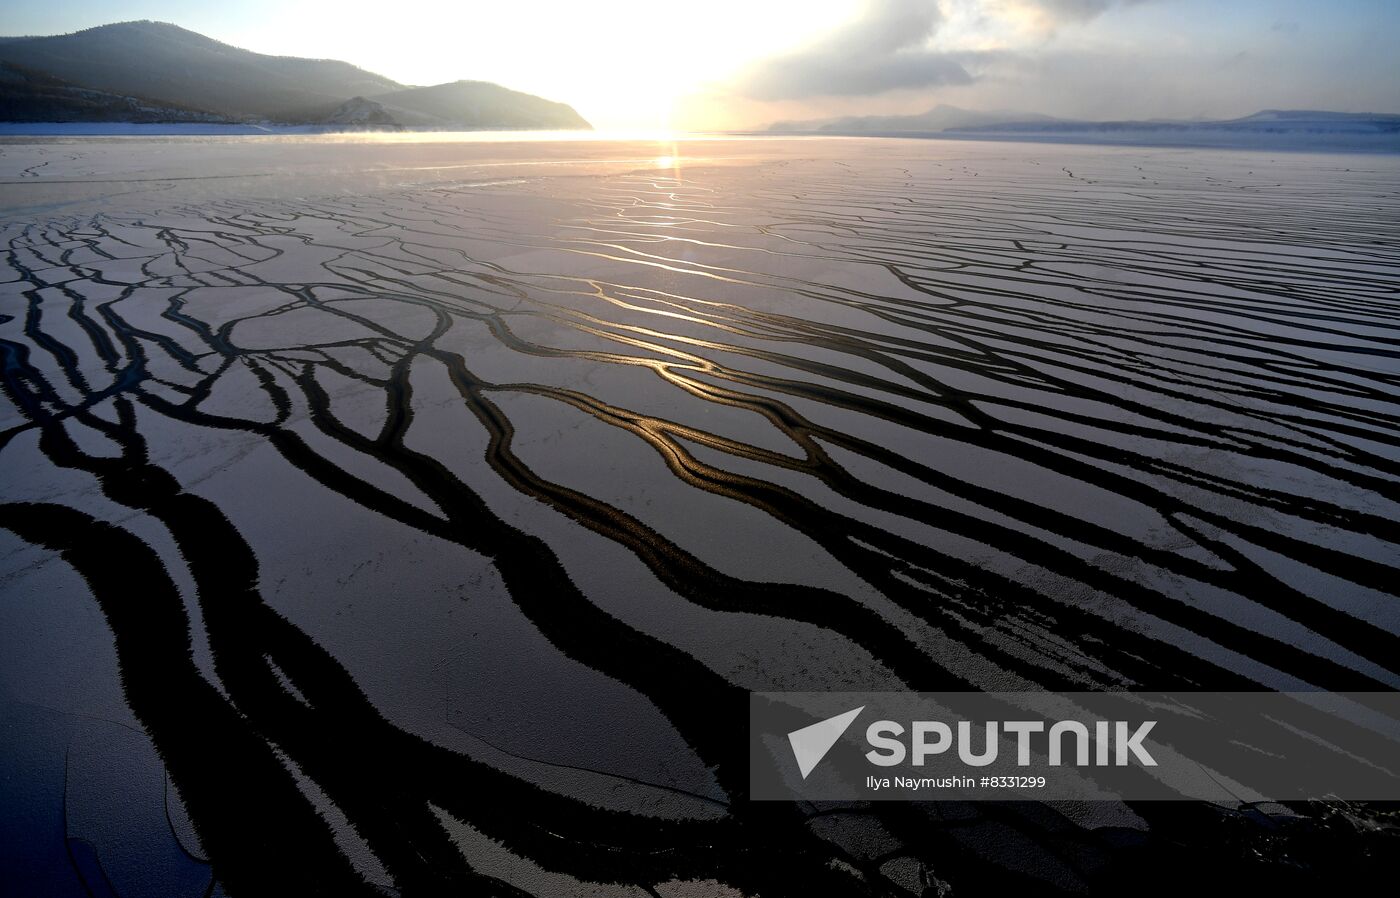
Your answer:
787,706 -> 864,779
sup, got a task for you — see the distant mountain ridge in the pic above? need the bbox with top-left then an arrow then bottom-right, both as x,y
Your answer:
0,20 -> 591,129
766,105 -> 1400,150
952,109 -> 1400,135
767,104 -> 1053,133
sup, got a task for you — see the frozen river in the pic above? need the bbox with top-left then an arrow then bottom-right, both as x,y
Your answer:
3,134 -> 1399,895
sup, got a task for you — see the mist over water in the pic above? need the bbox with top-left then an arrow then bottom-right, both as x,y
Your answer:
2,136 -> 1399,894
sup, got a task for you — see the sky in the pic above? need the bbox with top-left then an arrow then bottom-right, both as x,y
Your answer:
3,0 -> 1398,131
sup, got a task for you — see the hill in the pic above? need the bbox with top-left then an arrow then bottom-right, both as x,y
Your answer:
370,81 -> 592,130
0,62 -> 230,123
0,21 -> 397,119
0,21 -> 591,129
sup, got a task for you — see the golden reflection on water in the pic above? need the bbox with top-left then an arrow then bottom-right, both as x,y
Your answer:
654,142 -> 681,171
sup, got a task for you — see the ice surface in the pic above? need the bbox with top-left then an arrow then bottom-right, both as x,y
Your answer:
3,133 -> 1399,894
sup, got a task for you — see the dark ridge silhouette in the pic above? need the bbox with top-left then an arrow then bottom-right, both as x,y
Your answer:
0,21 -> 399,119
0,61 -> 229,123
0,20 -> 592,129
368,81 -> 593,130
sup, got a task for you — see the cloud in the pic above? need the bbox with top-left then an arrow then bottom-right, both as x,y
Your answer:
738,0 -> 974,100
1006,0 -> 1156,27
1030,0 -> 1134,22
